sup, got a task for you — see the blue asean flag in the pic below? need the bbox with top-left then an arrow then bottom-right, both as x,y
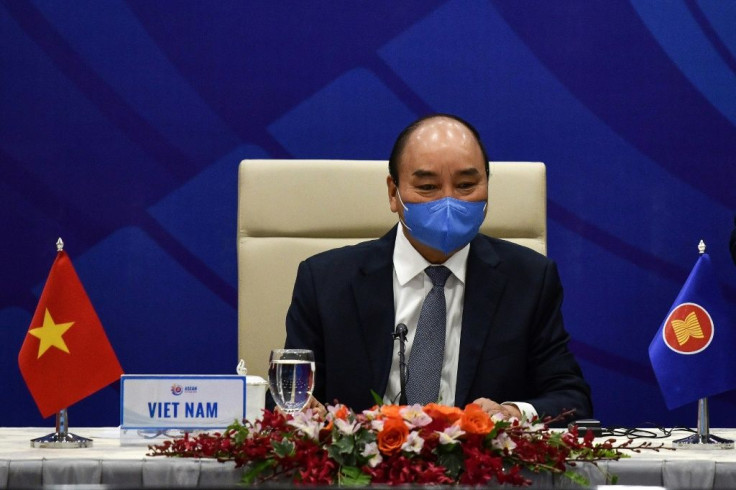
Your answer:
649,253 -> 736,410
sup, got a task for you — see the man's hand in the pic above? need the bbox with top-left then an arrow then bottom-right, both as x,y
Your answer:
304,395 -> 327,418
472,397 -> 522,420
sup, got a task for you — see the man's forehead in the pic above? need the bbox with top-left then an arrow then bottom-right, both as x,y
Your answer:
411,167 -> 481,178
400,117 -> 485,170
408,117 -> 474,146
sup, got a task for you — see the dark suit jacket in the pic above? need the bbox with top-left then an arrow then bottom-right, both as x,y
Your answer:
285,226 -> 592,424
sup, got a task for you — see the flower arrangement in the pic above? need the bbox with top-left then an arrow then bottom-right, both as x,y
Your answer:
148,403 -> 643,486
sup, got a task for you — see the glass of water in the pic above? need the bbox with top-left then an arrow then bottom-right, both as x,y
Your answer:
268,349 -> 315,415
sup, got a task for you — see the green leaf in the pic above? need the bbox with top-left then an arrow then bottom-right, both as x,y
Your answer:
437,449 -> 464,480
327,444 -> 346,466
328,435 -> 357,466
354,428 -> 376,447
562,470 -> 590,487
370,390 -> 384,407
225,419 -> 251,446
242,459 -> 276,485
339,466 -> 372,486
272,439 -> 295,458
333,434 -> 355,454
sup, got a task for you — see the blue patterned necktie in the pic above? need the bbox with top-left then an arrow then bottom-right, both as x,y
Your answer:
406,265 -> 452,405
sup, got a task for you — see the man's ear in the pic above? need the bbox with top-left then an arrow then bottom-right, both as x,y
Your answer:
387,175 -> 400,214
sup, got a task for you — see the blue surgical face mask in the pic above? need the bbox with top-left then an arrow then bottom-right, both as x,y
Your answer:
397,191 -> 487,255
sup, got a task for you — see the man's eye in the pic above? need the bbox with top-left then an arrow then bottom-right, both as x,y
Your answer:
418,184 -> 437,191
457,182 -> 476,189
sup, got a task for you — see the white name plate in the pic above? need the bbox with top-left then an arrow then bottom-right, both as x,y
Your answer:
120,375 -> 246,430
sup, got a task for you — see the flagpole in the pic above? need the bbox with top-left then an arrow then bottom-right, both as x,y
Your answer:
672,241 -> 734,450
31,408 -> 92,448
28,239 -> 93,448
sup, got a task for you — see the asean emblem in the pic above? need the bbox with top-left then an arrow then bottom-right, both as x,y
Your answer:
662,302 -> 714,354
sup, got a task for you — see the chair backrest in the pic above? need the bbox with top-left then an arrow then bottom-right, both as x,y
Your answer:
238,159 -> 546,377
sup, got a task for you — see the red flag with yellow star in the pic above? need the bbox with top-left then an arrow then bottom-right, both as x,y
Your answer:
18,250 -> 123,418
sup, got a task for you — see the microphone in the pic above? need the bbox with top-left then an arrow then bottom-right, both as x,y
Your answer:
393,323 -> 408,405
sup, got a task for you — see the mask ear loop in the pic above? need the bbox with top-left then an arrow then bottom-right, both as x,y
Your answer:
395,189 -> 412,232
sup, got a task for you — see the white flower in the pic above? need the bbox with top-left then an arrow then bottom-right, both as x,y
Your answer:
287,411 -> 321,441
520,418 -> 545,432
334,417 -> 361,435
371,419 -> 384,432
401,431 -> 425,454
362,441 -> 380,457
400,404 -> 432,428
490,432 -> 517,452
491,412 -> 506,423
362,407 -> 380,420
437,425 -> 465,445
362,442 -> 383,467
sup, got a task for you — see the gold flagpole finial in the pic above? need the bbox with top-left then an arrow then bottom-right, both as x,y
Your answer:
56,238 -> 64,252
698,240 -> 706,255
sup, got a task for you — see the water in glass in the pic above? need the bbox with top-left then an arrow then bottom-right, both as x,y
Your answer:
268,350 -> 315,414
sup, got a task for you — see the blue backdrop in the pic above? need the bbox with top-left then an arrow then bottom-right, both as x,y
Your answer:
2,0 -> 735,429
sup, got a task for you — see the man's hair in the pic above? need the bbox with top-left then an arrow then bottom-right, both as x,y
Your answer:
388,113 -> 490,185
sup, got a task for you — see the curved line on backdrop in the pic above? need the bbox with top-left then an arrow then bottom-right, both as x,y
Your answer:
2,1 -> 199,183
2,1 -> 248,311
549,200 -> 736,305
0,147 -> 238,311
27,0 -> 242,165
685,0 -> 736,78
5,0 -> 293,171
630,0 -> 736,128
567,339 -> 655,386
137,214 -> 238,310
490,0 -> 736,212
0,148 -> 110,310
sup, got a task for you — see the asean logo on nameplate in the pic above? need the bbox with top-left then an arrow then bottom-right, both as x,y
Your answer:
661,303 -> 713,355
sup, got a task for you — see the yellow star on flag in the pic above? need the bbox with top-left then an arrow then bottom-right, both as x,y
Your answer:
28,309 -> 75,358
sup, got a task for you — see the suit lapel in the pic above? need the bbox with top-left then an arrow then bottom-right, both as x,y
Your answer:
352,227 -> 397,397
455,236 -> 507,406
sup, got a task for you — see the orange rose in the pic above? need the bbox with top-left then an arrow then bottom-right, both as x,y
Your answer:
377,417 -> 409,455
424,403 -> 463,426
379,404 -> 402,420
459,403 -> 494,435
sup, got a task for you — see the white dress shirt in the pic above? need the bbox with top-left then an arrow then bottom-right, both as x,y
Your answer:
384,225 -> 537,420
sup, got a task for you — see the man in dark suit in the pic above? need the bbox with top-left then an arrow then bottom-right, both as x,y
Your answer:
285,114 -> 592,423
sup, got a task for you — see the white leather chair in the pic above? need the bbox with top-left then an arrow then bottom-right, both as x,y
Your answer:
237,159 -> 546,377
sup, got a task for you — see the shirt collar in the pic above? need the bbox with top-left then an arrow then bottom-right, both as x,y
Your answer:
393,224 -> 469,286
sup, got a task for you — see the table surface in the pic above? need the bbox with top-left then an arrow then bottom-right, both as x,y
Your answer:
1,427 -> 736,488
2,427 -> 155,460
